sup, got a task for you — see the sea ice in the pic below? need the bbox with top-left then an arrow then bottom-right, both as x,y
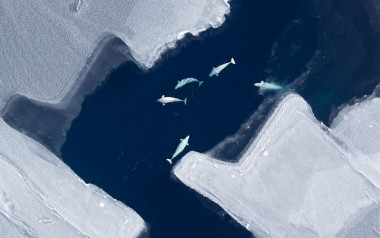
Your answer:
0,0 -> 230,109
0,1 -> 231,236
174,93 -> 380,238
331,94 -> 380,188
0,119 -> 146,237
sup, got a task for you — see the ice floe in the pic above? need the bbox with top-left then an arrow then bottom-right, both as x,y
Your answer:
331,93 -> 380,188
0,0 -> 230,108
0,1 -> 231,236
0,119 -> 146,237
174,93 -> 380,238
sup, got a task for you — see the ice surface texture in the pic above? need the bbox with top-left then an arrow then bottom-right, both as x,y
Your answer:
0,1 -> 230,236
174,93 -> 380,238
331,94 -> 380,188
0,0 -> 229,109
0,119 -> 145,237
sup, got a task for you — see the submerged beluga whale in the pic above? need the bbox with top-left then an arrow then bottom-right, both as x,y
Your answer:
166,135 -> 190,164
157,95 -> 187,106
254,81 -> 282,91
209,58 -> 236,77
175,77 -> 203,90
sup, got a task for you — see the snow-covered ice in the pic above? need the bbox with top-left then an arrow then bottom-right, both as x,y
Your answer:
0,0 -> 230,109
0,119 -> 145,237
331,93 -> 380,188
0,1 -> 231,236
174,93 -> 380,238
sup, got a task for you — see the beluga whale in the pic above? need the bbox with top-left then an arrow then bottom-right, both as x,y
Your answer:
209,58 -> 236,77
175,77 -> 203,90
157,95 -> 187,106
166,135 -> 190,164
254,81 -> 282,91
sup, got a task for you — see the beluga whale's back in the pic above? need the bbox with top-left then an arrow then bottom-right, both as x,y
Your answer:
209,58 -> 236,77
166,135 -> 190,165
175,77 -> 203,90
157,95 -> 187,106
254,81 -> 282,91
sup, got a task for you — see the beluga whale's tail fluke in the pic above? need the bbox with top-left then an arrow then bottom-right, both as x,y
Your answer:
166,159 -> 173,164
184,98 -> 187,105
231,58 -> 236,64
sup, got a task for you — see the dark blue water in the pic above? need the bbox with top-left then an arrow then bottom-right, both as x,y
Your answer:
62,0 -> 380,237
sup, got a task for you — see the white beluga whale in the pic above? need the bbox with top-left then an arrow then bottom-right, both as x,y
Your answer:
175,77 -> 203,90
209,58 -> 236,77
157,95 -> 187,106
166,135 -> 190,164
254,81 -> 282,91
